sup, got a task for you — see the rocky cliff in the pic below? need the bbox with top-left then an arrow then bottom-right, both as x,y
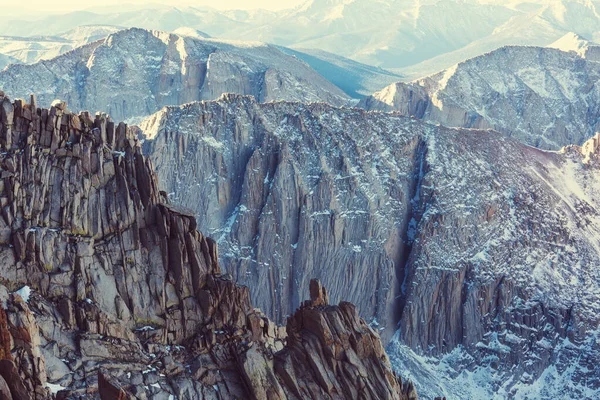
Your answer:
0,28 -> 349,123
0,92 -> 412,399
140,95 -> 426,342
140,95 -> 600,398
359,45 -> 600,150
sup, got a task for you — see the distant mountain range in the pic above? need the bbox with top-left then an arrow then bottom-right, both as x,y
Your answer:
2,0 -> 600,77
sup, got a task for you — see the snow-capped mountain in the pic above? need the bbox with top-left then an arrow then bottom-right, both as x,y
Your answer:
139,94 -> 600,399
397,0 -> 600,78
360,44 -> 600,149
0,28 -> 349,121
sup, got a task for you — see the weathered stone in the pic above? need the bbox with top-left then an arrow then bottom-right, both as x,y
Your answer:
0,374 -> 12,400
140,93 -> 600,397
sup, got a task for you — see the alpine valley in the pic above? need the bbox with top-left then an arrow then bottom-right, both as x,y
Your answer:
0,1 -> 599,399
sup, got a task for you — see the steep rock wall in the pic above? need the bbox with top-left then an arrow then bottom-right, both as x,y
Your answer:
140,95 -> 600,396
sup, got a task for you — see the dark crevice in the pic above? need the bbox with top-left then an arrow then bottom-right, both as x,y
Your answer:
394,136 -> 429,328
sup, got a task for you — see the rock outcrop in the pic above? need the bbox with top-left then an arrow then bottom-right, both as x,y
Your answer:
0,92 -> 410,398
359,45 -> 600,150
0,28 -> 349,123
139,94 -> 600,398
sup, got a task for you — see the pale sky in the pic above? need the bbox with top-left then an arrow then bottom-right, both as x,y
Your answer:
7,0 -> 306,13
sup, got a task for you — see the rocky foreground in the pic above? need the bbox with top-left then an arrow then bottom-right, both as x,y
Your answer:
0,93 -> 415,399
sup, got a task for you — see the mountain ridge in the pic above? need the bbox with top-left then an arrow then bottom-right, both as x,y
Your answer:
3,0 -> 600,73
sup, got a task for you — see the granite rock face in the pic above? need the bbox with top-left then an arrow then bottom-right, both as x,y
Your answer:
0,93 -> 410,399
0,28 -> 349,122
140,95 -> 600,397
359,45 -> 600,150
141,95 -> 426,341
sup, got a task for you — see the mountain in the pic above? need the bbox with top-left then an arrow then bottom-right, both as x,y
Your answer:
0,26 -> 397,100
139,95 -> 424,341
0,93 -> 415,399
359,45 -> 600,149
0,28 -> 349,122
273,0 -> 518,69
0,7 -> 244,38
3,0 -> 600,74
139,94 -> 600,398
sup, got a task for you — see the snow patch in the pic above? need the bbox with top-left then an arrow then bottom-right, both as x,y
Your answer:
46,382 -> 65,394
14,286 -> 31,303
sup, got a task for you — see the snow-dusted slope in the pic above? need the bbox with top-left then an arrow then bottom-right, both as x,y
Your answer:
59,25 -> 124,47
0,53 -> 19,70
0,28 -> 349,121
139,94 -> 600,399
172,27 -> 212,39
360,45 -> 600,149
0,35 -> 70,65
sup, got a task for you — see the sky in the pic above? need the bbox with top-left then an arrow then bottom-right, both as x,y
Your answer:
5,0 -> 307,14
